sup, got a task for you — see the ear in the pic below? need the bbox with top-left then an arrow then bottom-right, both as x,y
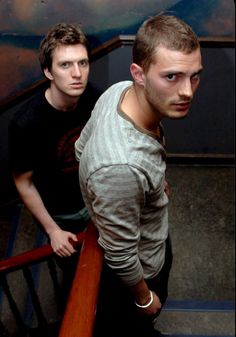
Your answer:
44,68 -> 54,81
130,63 -> 145,86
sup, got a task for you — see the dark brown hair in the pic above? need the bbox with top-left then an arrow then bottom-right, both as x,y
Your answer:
133,14 -> 200,72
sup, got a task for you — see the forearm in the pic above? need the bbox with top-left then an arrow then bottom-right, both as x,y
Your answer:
130,277 -> 162,316
105,250 -> 161,315
130,277 -> 151,305
21,189 -> 59,234
13,171 -> 78,257
104,252 -> 161,316
13,172 -> 60,235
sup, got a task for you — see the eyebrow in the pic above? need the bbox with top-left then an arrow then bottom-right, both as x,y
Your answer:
191,67 -> 203,76
162,66 -> 203,76
58,57 -> 89,64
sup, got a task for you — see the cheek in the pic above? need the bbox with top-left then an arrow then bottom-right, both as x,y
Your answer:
146,77 -> 175,105
153,78 -> 176,98
154,85 -> 175,103
53,71 -> 67,81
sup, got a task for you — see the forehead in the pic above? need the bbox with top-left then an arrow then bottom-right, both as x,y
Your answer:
51,43 -> 88,62
150,46 -> 202,73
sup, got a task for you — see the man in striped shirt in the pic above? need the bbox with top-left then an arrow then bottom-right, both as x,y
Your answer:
75,14 -> 202,337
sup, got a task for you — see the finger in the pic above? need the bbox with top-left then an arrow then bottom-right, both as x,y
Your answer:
61,243 -> 76,256
68,234 -> 78,245
55,249 -> 65,258
71,233 -> 78,241
54,244 -> 69,257
68,237 -> 78,250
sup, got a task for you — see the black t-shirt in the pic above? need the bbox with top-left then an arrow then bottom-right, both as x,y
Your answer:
9,83 -> 100,214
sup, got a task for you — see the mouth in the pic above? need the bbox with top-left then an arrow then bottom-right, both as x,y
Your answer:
70,82 -> 84,89
173,102 -> 191,111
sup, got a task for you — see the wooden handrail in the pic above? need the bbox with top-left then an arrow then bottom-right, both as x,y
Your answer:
0,219 -> 103,337
59,220 -> 103,337
0,232 -> 85,274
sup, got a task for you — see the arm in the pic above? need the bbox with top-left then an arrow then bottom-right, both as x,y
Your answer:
130,278 -> 162,316
13,170 -> 78,257
87,166 -> 162,316
164,180 -> 170,198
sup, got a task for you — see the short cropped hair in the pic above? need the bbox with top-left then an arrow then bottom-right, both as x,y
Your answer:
133,14 -> 200,73
39,23 -> 89,71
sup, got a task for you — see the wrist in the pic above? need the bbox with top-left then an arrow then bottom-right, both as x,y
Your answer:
135,290 -> 153,308
47,224 -> 60,237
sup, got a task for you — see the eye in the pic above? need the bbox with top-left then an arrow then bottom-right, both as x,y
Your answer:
61,62 -> 70,69
191,73 -> 201,82
166,74 -> 177,82
78,59 -> 89,68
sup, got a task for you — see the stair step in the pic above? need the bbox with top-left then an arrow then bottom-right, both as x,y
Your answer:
154,300 -> 235,336
163,335 -> 234,337
164,299 -> 235,312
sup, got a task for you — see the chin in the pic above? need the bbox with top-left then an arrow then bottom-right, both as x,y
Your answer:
69,89 -> 85,96
169,111 -> 189,120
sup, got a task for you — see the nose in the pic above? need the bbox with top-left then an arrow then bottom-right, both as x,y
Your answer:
72,64 -> 82,78
178,78 -> 193,99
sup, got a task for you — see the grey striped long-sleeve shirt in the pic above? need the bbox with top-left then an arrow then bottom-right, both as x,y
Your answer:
75,81 -> 169,286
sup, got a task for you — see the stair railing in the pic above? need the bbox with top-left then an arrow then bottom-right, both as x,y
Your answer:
0,220 -> 103,337
59,221 -> 103,337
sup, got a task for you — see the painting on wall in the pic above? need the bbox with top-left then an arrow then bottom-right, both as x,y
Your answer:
0,0 -> 235,106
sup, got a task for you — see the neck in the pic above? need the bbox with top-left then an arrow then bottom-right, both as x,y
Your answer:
45,87 -> 79,112
122,84 -> 161,134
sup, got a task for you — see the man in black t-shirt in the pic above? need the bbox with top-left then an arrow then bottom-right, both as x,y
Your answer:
9,23 -> 99,258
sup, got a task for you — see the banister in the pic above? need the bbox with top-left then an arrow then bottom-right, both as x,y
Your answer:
59,220 -> 104,337
0,231 -> 85,274
0,219 -> 103,337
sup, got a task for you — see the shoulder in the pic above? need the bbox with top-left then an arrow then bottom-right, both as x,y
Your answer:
10,89 -> 48,128
101,81 -> 132,98
91,81 -> 132,112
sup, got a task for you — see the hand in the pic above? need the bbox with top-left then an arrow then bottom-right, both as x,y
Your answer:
49,228 -> 78,257
164,180 -> 170,197
136,291 -> 162,316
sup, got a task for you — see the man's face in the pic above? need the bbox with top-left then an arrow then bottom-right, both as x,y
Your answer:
44,44 -> 89,98
143,46 -> 202,120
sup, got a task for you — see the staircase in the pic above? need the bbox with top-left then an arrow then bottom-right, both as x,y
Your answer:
153,165 -> 235,337
0,203 -> 63,336
0,165 -> 235,337
155,299 -> 235,336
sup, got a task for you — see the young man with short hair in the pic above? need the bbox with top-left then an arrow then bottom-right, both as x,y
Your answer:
9,24 -> 99,296
75,14 -> 202,337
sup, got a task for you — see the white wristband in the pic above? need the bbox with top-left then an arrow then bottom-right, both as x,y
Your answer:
135,290 -> 153,308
